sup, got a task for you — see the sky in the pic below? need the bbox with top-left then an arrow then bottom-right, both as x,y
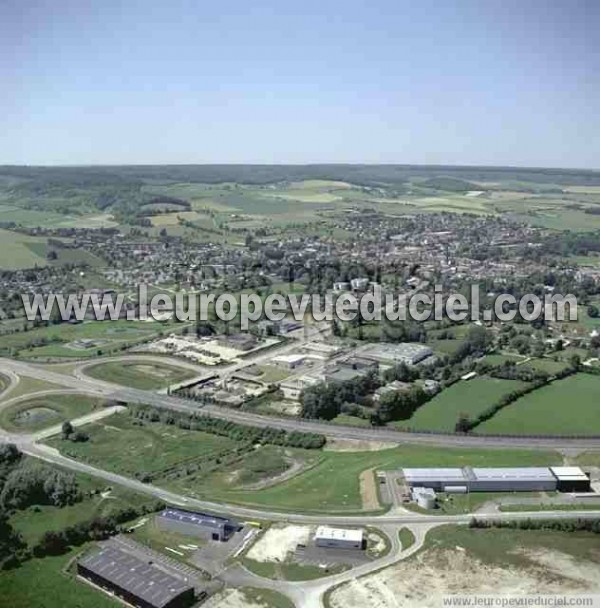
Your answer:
1,0 -> 599,168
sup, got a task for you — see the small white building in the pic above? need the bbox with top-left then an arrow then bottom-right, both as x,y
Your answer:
272,354 -> 306,369
314,526 -> 364,550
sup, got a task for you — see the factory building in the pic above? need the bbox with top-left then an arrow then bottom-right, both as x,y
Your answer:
550,467 -> 591,492
403,466 -> 591,494
467,467 -> 557,492
404,468 -> 468,492
315,526 -> 365,550
156,508 -> 239,541
362,343 -> 433,366
77,546 -> 196,608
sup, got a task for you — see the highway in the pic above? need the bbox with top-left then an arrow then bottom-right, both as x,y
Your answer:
2,356 -> 600,451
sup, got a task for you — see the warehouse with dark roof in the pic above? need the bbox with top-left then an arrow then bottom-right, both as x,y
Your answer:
77,546 -> 196,608
156,508 -> 239,541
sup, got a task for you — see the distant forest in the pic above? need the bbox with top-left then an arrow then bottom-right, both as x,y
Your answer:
1,163 -> 600,188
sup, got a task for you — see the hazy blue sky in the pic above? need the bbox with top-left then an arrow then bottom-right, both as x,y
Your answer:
1,0 -> 598,167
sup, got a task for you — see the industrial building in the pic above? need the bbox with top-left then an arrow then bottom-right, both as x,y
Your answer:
77,546 -> 196,608
314,526 -> 365,550
550,467 -> 592,492
403,466 -> 591,493
363,343 -> 433,366
156,508 -> 239,541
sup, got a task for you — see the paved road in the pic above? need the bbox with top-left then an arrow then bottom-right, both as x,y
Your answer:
2,356 -> 600,451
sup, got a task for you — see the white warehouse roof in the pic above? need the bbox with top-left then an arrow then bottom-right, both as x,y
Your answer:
403,468 -> 466,481
550,466 -> 589,481
471,467 -> 555,481
315,526 -> 363,543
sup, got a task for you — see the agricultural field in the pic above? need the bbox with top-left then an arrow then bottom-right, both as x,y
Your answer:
84,359 -> 197,389
327,525 -> 600,608
0,393 -> 106,433
0,228 -> 105,270
395,376 -> 529,433
0,319 -> 178,359
45,412 -> 238,478
477,373 -> 600,436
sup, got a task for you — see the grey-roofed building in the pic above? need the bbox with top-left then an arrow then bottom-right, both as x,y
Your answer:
403,467 -> 559,493
156,508 -> 239,542
77,546 -> 196,608
468,467 -> 557,492
403,468 -> 467,491
362,343 -> 433,365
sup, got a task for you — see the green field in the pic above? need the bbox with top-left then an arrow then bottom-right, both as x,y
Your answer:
0,394 -> 106,432
219,444 -> 560,513
0,227 -> 105,270
395,376 -> 529,432
0,375 -> 66,402
477,373 -> 600,436
84,360 -> 196,389
398,527 -> 416,550
45,412 -> 238,478
0,546 -> 120,608
43,411 -> 560,513
0,319 -> 177,359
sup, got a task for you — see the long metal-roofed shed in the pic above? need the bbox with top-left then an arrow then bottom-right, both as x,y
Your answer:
403,468 -> 467,491
402,467 -> 563,493
468,467 -> 557,492
77,546 -> 196,608
156,508 -> 240,541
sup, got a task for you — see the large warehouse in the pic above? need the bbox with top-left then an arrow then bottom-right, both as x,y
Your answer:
403,466 -> 590,493
314,526 -> 365,550
77,546 -> 196,608
156,508 -> 239,541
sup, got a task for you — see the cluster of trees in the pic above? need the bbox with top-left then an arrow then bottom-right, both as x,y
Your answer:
478,361 -> 550,384
61,421 -> 89,443
128,405 -> 325,449
469,517 -> 600,533
375,386 -> 428,424
0,462 -> 80,510
301,370 -> 380,420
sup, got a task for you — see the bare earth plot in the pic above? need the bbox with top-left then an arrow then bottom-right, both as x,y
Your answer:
328,527 -> 600,608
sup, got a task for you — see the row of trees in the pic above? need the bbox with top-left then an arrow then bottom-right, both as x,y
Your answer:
128,405 -> 325,449
469,517 -> 600,533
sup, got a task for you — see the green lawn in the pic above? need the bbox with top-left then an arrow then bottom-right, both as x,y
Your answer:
0,546 -> 120,608
0,375 -> 67,402
84,360 -> 196,389
0,319 -> 179,359
0,394 -> 106,432
477,373 -> 600,436
45,412 -> 239,478
398,527 -> 416,550
395,376 -> 529,432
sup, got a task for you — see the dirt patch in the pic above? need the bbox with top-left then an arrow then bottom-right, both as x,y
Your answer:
328,546 -> 600,608
325,438 -> 397,452
203,589 -> 260,608
245,525 -> 312,563
360,468 -> 381,511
